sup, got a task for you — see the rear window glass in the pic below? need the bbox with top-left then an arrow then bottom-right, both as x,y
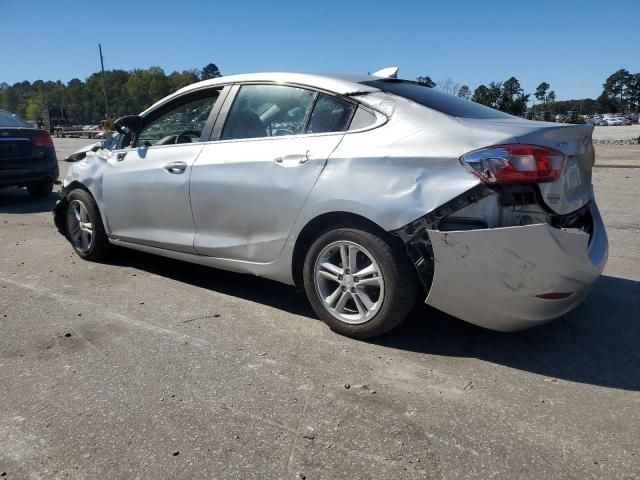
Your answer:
0,110 -> 31,128
361,80 -> 513,119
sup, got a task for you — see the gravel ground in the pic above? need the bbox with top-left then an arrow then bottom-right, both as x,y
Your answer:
0,139 -> 638,479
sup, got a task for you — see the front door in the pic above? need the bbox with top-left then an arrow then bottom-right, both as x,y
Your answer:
102,90 -> 220,252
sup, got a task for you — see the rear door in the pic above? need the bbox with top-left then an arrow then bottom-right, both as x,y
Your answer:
190,84 -> 356,262
102,88 -> 223,252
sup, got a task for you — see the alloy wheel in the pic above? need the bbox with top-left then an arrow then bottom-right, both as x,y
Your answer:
68,199 -> 94,253
314,240 -> 385,324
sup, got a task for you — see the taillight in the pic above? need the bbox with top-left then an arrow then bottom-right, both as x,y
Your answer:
460,144 -> 566,184
31,130 -> 55,149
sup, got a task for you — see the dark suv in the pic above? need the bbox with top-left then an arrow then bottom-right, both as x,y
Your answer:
0,110 -> 58,197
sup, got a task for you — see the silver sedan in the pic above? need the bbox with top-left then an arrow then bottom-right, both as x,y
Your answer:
53,69 -> 607,338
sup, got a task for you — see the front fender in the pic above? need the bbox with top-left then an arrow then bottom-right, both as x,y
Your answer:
59,150 -> 110,232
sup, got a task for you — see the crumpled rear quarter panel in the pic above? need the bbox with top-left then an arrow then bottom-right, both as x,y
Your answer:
295,93 -> 521,233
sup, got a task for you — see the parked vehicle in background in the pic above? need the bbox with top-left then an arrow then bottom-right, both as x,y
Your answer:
0,109 -> 58,197
53,70 -> 607,339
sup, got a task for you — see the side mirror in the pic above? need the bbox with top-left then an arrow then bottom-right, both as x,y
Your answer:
114,115 -> 142,135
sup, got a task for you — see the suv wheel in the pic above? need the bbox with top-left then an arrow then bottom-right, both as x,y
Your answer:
303,225 -> 417,339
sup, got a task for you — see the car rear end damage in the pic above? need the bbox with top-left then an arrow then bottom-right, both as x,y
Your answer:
395,182 -> 607,331
393,136 -> 607,331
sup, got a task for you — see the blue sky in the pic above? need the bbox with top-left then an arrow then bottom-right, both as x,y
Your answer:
1,0 -> 637,101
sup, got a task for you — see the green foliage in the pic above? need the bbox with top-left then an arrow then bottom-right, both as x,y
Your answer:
457,85 -> 471,99
534,82 -> 550,103
472,68 -> 639,116
3,64 -> 638,123
201,63 -> 221,80
0,63 -> 222,123
416,76 -> 436,88
472,82 -> 501,108
497,77 -> 530,115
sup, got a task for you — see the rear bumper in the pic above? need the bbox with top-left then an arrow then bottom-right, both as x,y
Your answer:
424,201 -> 608,331
0,156 -> 58,187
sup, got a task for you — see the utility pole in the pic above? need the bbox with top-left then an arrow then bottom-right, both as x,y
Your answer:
99,43 -> 109,119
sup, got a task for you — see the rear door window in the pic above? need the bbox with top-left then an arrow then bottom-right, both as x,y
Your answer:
221,84 -> 315,140
306,94 -> 356,134
348,106 -> 377,130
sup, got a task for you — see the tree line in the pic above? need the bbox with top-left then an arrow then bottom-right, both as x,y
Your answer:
418,68 -> 640,116
0,63 -> 221,124
1,64 -> 638,124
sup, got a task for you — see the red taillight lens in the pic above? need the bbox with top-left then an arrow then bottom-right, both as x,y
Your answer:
31,130 -> 55,149
460,144 -> 566,185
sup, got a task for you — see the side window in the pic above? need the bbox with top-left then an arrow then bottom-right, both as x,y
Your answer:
221,84 -> 315,140
136,91 -> 219,147
348,106 -> 377,130
306,94 -> 356,134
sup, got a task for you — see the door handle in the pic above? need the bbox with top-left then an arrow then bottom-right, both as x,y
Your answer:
164,161 -> 187,174
116,152 -> 127,161
274,150 -> 311,166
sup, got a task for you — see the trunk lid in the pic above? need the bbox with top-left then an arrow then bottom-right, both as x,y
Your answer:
0,128 -> 34,160
460,119 -> 594,215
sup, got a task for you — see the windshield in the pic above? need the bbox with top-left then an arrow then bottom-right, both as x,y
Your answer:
361,80 -> 513,119
0,110 -> 32,128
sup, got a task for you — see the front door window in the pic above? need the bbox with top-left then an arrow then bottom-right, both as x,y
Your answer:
136,94 -> 219,146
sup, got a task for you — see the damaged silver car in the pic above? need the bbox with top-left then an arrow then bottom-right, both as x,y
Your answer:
53,68 -> 607,338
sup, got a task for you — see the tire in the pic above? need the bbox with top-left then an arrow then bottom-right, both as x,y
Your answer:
303,224 -> 417,339
65,189 -> 110,261
27,179 -> 53,198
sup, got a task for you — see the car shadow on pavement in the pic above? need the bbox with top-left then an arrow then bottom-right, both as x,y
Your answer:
0,187 -> 59,214
379,274 -> 640,392
106,247 -> 316,319
105,247 -> 640,392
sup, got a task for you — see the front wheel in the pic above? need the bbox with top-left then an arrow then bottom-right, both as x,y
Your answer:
303,225 -> 417,339
65,189 -> 110,261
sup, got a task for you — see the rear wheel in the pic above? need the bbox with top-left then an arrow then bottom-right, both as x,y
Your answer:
27,179 -> 53,198
303,225 -> 417,339
65,189 -> 110,261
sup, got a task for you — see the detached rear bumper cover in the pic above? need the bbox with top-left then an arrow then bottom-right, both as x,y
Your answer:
425,202 -> 607,331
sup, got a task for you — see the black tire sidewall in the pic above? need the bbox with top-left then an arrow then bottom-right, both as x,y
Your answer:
65,189 -> 109,260
303,226 -> 416,339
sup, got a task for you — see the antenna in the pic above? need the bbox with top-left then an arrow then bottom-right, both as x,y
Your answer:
371,66 -> 399,79
99,44 -> 109,119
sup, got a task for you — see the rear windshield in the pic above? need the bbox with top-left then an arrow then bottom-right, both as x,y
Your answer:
361,80 -> 513,119
0,110 -> 31,128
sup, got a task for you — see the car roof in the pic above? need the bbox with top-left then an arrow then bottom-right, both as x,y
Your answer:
141,72 -> 381,116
